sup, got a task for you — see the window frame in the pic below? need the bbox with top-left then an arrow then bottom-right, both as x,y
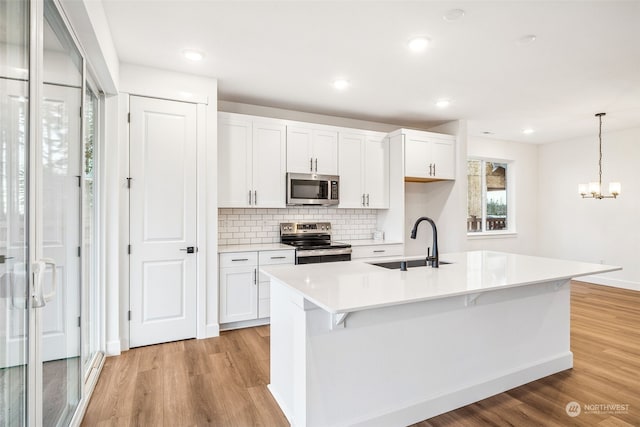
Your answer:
467,157 -> 516,237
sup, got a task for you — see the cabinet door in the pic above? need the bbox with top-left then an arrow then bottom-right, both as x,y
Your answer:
431,138 -> 455,180
286,127 -> 313,173
312,130 -> 339,175
218,116 -> 252,206
219,266 -> 258,323
253,122 -> 286,207
338,133 -> 365,208
404,135 -> 430,179
363,136 -> 389,208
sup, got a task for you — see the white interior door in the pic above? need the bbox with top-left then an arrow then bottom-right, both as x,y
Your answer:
129,96 -> 197,348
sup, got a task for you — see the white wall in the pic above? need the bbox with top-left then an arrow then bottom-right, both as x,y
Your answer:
466,136 -> 539,255
537,126 -> 640,291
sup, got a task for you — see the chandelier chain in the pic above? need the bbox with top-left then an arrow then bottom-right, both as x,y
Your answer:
598,113 -> 603,189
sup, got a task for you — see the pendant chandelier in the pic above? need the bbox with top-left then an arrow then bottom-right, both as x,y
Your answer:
578,112 -> 620,199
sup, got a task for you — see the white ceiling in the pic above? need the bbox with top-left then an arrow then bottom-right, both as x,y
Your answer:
101,1 -> 640,144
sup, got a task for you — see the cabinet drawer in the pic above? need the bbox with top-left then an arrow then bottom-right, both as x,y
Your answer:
220,251 -> 258,268
259,250 -> 295,265
351,244 -> 403,259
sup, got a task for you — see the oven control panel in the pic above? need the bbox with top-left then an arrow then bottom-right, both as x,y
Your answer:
280,222 -> 332,235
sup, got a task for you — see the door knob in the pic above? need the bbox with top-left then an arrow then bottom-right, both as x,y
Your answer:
180,246 -> 197,254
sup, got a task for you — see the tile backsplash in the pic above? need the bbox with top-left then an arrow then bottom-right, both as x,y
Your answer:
218,208 -> 379,245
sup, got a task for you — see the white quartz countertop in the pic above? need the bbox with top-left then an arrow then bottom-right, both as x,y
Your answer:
260,251 -> 621,314
218,243 -> 294,253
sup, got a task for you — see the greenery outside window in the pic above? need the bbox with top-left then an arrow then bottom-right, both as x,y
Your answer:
467,159 -> 511,233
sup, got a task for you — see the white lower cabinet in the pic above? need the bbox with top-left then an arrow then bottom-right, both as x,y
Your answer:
219,249 -> 294,324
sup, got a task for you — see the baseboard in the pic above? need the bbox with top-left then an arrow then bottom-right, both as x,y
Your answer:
220,317 -> 270,331
350,352 -> 574,427
105,340 -> 121,356
577,275 -> 640,292
205,323 -> 220,338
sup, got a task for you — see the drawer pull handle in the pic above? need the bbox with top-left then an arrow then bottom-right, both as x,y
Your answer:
270,256 -> 287,259
373,250 -> 385,253
231,258 -> 249,262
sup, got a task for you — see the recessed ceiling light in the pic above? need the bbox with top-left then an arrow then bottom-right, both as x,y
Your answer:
522,128 -> 534,135
333,79 -> 349,90
518,34 -> 537,44
407,37 -> 430,52
183,49 -> 204,61
443,9 -> 465,22
436,99 -> 451,108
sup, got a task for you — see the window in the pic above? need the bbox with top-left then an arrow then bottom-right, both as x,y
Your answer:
467,159 -> 511,233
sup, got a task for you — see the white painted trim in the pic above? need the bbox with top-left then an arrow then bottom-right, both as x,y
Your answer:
105,340 -> 121,356
576,275 -> 640,292
219,318 -> 270,332
117,93 -> 130,351
196,104 -> 207,338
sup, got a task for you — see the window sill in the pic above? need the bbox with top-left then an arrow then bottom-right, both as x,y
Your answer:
467,231 -> 518,240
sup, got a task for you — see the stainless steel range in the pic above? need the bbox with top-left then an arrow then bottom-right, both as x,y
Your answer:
280,222 -> 352,264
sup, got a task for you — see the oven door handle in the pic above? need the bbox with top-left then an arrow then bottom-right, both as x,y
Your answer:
296,248 -> 352,257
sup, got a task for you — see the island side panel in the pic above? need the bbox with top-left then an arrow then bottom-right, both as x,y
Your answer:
294,280 -> 572,427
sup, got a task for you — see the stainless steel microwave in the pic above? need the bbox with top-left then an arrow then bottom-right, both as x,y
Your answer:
286,173 -> 339,206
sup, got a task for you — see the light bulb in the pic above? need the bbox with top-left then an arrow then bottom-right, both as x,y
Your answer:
609,182 -> 621,196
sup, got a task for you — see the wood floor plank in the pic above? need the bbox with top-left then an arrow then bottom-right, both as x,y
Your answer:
83,282 -> 640,426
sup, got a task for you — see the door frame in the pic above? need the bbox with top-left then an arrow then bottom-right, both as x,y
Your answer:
117,83 -> 216,352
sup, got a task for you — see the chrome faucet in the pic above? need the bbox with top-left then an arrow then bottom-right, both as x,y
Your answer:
410,216 -> 439,268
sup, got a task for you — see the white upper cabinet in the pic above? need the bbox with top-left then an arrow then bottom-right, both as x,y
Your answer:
404,130 -> 455,181
338,131 -> 389,209
286,126 -> 338,175
218,112 -> 286,207
218,115 -> 253,207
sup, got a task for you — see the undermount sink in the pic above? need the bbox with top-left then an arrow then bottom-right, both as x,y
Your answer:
371,259 -> 453,269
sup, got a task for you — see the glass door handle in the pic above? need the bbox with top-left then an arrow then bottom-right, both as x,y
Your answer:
0,254 -> 15,264
32,258 -> 57,308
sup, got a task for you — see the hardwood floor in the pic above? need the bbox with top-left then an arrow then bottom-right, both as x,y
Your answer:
82,282 -> 640,426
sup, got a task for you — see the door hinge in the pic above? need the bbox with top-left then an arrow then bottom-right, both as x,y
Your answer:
127,244 -> 131,255
80,106 -> 82,118
76,175 -> 81,187
77,246 -> 81,257
77,316 -> 81,327
127,112 -> 130,123
128,310 -> 131,321
126,177 -> 132,188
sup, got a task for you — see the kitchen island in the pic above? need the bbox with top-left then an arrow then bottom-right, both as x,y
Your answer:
260,251 -> 620,427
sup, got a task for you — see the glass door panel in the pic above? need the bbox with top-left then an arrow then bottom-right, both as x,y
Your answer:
0,0 -> 30,425
41,1 -> 82,425
81,86 -> 98,375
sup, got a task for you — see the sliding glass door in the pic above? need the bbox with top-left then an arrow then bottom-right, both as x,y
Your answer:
1,0 -> 103,425
40,1 -> 83,424
0,0 -> 30,425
